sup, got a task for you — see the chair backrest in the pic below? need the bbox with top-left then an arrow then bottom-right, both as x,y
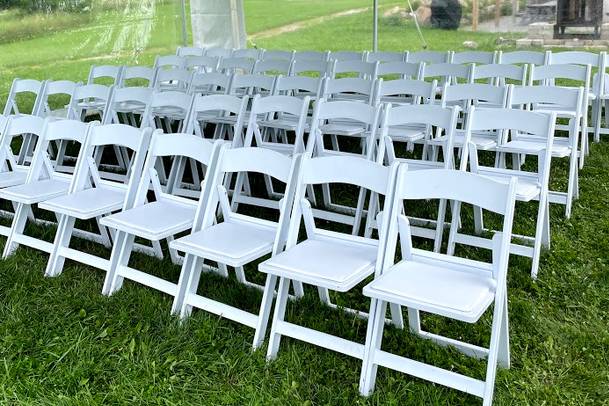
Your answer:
291,59 -> 331,77
120,66 -> 156,87
423,63 -> 472,84
244,95 -> 310,153
87,65 -> 123,85
135,133 -> 223,205
498,50 -> 549,65
388,167 -> 516,279
374,78 -> 436,105
144,91 -> 194,132
0,115 -> 46,171
68,84 -> 114,121
185,94 -> 248,141
3,78 -> 46,116
185,55 -> 220,73
228,74 -> 276,96
39,80 -> 80,118
253,58 -> 293,75
441,83 -> 509,110
452,51 -> 497,64
509,84 -> 584,113
306,99 -> 381,159
322,77 -> 376,104
73,124 -> 154,196
329,51 -> 364,61
218,57 -> 256,74
177,46 -> 204,57
188,72 -> 232,95
103,87 -> 153,125
379,104 -> 460,167
232,48 -> 263,60
407,50 -> 450,64
273,75 -> 323,99
293,50 -> 330,62
366,51 -> 407,63
470,64 -> 527,86
154,55 -> 186,70
376,61 -> 423,79
529,64 -> 592,98
204,47 -> 234,58
549,51 -> 601,67
153,68 -> 193,92
331,60 -> 378,79
262,50 -> 295,61
28,119 -> 91,182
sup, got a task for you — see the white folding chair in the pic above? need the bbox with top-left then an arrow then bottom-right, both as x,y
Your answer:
262,50 -> 295,61
497,50 -> 550,65
170,147 -> 302,349
154,55 -> 186,70
306,100 -> 381,232
40,125 -> 156,279
593,52 -> 609,142
153,68 -> 193,92
185,55 -> 220,73
407,50 -> 450,64
422,62 -> 473,87
120,66 -> 156,88
204,47 -> 234,59
359,168 -> 517,406
0,119 -> 91,258
253,59 -> 293,76
35,81 -> 80,122
87,65 -> 123,86
452,50 -> 497,65
176,46 -> 204,57
509,85 -> 584,218
273,75 -> 323,102
144,91 -> 194,134
290,59 -> 331,78
369,104 -> 461,250
100,134 -> 224,296
232,48 -> 263,60
470,63 -> 527,87
187,72 -> 232,96
219,57 -> 255,75
263,155 -> 401,363
448,107 -> 556,278
2,78 -> 46,117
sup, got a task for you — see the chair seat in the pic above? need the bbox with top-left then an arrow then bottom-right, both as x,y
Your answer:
259,237 -> 378,291
498,138 -> 571,158
320,123 -> 366,137
39,187 -> 126,220
363,257 -> 496,323
429,131 -> 497,150
0,170 -> 28,189
259,117 -> 311,132
171,220 -> 277,267
100,200 -> 196,241
0,178 -> 70,205
534,106 -> 577,118
388,124 -> 426,142
114,101 -> 147,114
476,169 -> 541,201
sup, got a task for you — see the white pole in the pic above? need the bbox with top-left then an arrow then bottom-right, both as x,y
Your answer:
373,0 -> 379,51
180,0 -> 188,46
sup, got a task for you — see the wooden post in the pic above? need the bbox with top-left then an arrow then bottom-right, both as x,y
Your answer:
472,0 -> 479,31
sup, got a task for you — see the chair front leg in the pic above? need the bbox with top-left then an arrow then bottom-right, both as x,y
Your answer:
252,274 -> 279,350
45,215 -> 76,277
102,231 -> 135,295
358,298 -> 388,396
266,276 -> 291,361
2,203 -> 30,258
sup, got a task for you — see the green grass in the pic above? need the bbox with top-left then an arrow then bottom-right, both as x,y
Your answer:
1,2 -> 609,404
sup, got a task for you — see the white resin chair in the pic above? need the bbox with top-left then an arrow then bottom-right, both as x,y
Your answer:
293,50 -> 330,62
37,80 -> 81,119
218,57 -> 255,75
497,50 -> 549,65
376,61 -> 423,80
262,155 -> 401,362
232,48 -> 263,60
470,63 -> 527,86
0,119 -> 91,258
120,66 -> 156,88
365,50 -> 407,63
87,65 -> 123,86
185,55 -> 220,73
154,55 -> 186,70
329,50 -> 365,61
290,59 -> 331,78
3,78 -> 46,117
176,46 -> 204,57
253,59 -> 293,76
152,68 -> 193,92
329,60 -> 379,80
187,72 -> 231,96
407,50 -> 451,64
448,107 -> 556,278
509,85 -> 584,218
272,75 -> 323,102
262,50 -> 295,61
452,50 -> 497,65
170,147 -> 302,348
422,62 -> 473,87
204,47 -> 234,59
359,168 -> 517,406
40,125 -> 156,278
100,134 -> 223,296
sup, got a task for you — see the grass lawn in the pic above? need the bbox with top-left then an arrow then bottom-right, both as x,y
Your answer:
1,2 -> 609,405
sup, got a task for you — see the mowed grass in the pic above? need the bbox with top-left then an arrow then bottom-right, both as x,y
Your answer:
1,2 -> 609,405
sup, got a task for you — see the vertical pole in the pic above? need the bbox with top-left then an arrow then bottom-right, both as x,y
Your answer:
472,0 -> 479,31
373,0 -> 379,51
495,0 -> 501,27
180,0 -> 188,46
